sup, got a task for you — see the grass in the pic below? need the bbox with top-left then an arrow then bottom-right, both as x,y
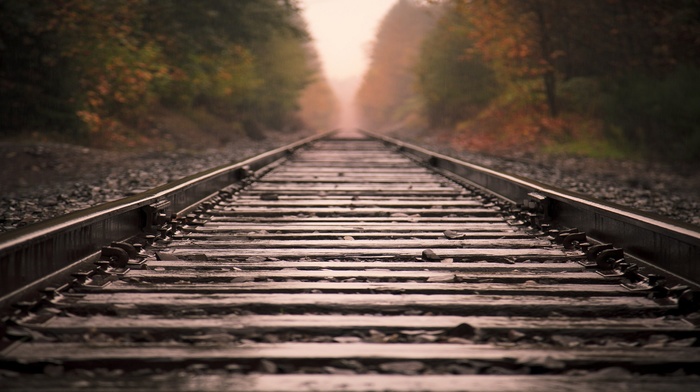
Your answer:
543,137 -> 634,160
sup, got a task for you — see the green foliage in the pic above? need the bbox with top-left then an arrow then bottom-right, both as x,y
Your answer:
175,46 -> 261,117
543,119 -> 633,160
416,7 -> 500,127
0,0 -> 82,135
144,0 -> 304,55
0,0 -> 315,144
247,30 -> 313,131
601,66 -> 700,161
544,139 -> 632,160
557,78 -> 604,116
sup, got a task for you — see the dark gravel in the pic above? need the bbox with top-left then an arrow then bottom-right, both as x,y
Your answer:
1,129 -> 698,234
0,130 -> 314,233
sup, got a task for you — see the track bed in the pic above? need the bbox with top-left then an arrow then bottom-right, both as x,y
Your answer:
1,132 -> 699,391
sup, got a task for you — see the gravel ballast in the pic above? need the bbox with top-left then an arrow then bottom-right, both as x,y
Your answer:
0,130 -> 314,233
1,130 -> 698,234
393,133 -> 699,228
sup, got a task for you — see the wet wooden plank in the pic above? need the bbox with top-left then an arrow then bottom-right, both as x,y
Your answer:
96,281 -> 637,296
143,260 -> 583,272
249,185 -> 459,191
264,173 -> 436,179
212,208 -> 498,217
235,194 -> 471,200
221,200 -> 485,207
282,155 -> 400,161
291,153 -> 411,159
55,293 -> 671,317
124,269 -> 613,284
178,231 -> 533,240
265,168 -> 433,173
289,154 -> 410,159
271,167 -> 433,173
293,150 -> 409,156
35,314 -> 697,336
2,374 -> 693,392
232,196 -> 474,203
259,177 -> 446,184
280,162 -> 420,168
193,224 -> 515,233
167,247 -> 573,259
209,215 -> 507,221
6,342 -> 697,366
260,176 -> 446,182
243,189 -> 465,196
204,216 -> 510,223
288,157 -> 411,162
165,238 -> 554,249
246,187 -> 461,195
258,178 -> 449,184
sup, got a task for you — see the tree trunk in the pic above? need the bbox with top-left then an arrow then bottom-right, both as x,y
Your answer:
543,71 -> 558,117
531,0 -> 558,117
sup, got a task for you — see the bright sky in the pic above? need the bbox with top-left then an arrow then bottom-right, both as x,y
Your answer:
301,0 -> 396,81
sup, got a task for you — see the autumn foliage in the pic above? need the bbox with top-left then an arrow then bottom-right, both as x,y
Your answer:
355,0 -> 436,131
299,56 -> 341,132
0,0 -> 338,147
359,0 -> 700,161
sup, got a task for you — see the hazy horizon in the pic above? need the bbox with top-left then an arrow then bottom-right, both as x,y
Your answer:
301,0 -> 396,128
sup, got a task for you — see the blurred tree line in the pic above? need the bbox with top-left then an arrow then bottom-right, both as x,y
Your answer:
0,0 -> 338,146
357,0 -> 700,161
355,0 -> 435,130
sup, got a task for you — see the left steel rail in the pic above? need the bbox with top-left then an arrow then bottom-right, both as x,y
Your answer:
0,131 -> 333,308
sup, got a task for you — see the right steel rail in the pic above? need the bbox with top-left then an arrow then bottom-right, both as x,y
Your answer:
365,131 -> 700,288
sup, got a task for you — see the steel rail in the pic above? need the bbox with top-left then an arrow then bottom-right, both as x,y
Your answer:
364,130 -> 700,287
0,131 -> 334,308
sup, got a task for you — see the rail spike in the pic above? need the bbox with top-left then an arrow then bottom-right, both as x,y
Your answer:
100,246 -> 129,269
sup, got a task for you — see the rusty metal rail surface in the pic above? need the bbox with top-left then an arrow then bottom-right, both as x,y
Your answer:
1,130 -> 700,391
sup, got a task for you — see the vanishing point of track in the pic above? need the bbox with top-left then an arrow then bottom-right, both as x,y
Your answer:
1,130 -> 699,391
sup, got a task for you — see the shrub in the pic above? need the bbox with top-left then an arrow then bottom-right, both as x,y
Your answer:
602,66 -> 700,161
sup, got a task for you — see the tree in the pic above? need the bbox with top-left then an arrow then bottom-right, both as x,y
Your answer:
298,46 -> 340,131
246,26 -> 313,133
415,4 -> 499,127
415,0 -> 700,159
356,0 -> 437,130
455,0 -> 564,117
0,0 -> 320,144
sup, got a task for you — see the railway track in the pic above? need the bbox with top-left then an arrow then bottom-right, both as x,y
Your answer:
1,130 -> 700,391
